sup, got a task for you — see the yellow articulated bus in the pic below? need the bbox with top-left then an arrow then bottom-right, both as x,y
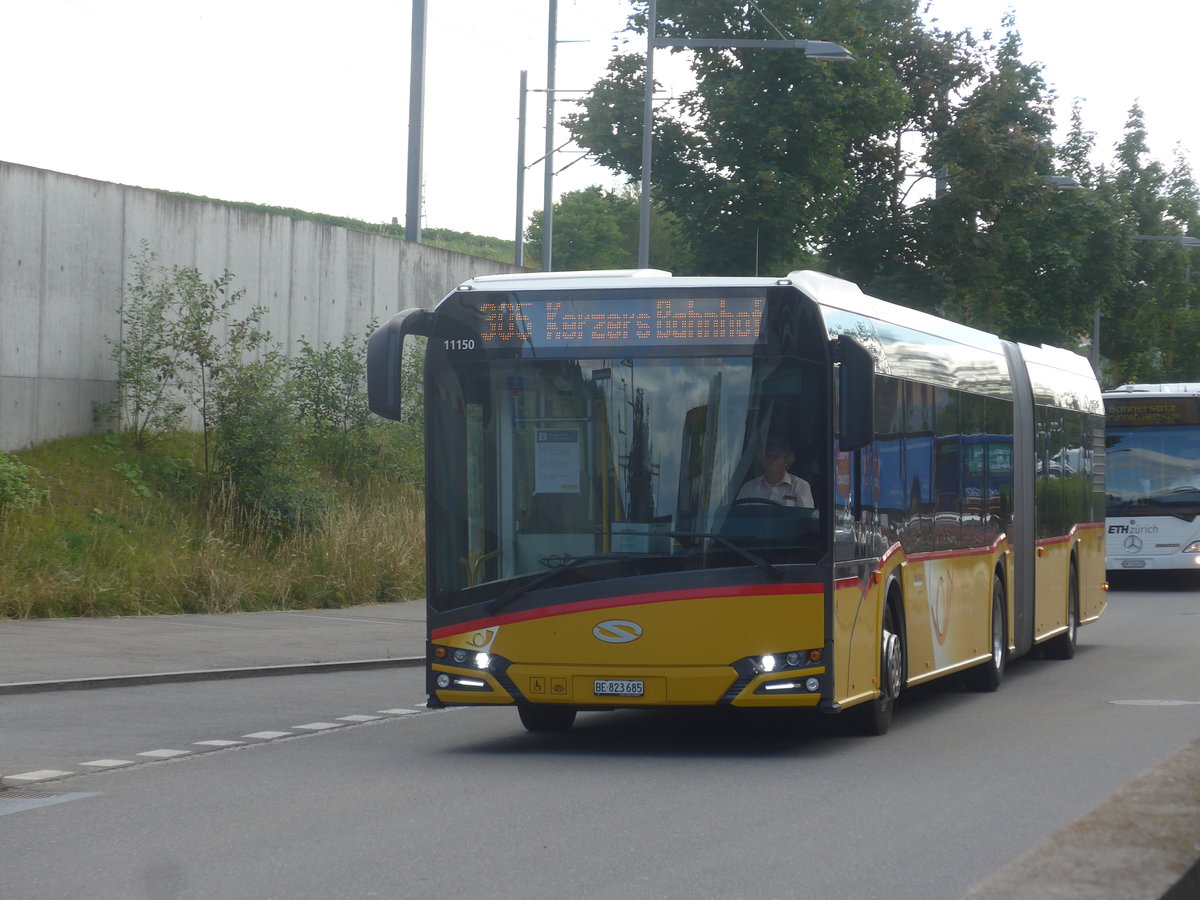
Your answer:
367,269 -> 1106,735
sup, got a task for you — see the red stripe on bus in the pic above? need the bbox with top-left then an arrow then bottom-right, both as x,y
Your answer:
1036,521 -> 1104,547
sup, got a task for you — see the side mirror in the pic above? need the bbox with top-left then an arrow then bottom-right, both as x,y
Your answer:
837,334 -> 875,452
367,308 -> 432,421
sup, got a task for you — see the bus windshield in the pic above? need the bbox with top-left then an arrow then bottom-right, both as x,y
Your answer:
1106,425 -> 1200,516
425,352 -> 828,608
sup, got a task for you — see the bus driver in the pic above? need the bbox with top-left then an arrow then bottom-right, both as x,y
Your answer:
737,438 -> 814,508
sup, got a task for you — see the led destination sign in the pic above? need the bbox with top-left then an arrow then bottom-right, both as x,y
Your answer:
474,296 -> 765,348
1105,397 -> 1200,427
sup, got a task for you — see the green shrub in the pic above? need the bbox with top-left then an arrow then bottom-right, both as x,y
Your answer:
0,452 -> 46,518
212,354 -> 326,533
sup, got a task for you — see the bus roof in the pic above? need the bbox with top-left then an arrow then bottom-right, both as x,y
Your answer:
451,268 -> 1097,407
1104,383 -> 1200,396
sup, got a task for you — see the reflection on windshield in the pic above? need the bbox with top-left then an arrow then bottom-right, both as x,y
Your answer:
432,355 -> 827,600
1106,427 -> 1200,513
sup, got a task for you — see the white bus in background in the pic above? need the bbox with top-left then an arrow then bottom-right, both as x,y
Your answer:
1104,383 -> 1200,572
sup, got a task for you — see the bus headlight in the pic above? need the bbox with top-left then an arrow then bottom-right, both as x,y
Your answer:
750,649 -> 822,674
1184,542 -> 1200,554
443,648 -> 492,670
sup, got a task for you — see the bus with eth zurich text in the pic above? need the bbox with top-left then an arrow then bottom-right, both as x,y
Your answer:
1104,383 -> 1200,573
366,269 -> 1107,735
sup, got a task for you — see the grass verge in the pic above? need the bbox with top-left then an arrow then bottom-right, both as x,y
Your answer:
0,434 -> 424,619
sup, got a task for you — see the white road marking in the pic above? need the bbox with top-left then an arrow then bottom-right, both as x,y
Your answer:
2,705 -> 435,785
5,770 -> 74,782
1110,699 -> 1200,706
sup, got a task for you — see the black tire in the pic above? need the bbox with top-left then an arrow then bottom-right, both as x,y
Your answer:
966,575 -> 1006,692
847,598 -> 904,736
517,704 -> 577,733
1045,563 -> 1079,660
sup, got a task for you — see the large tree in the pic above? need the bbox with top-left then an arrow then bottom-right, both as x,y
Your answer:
568,0 -> 937,275
524,186 -> 694,273
560,2 -> 1198,381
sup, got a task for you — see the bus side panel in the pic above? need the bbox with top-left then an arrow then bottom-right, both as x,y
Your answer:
1078,523 -> 1108,624
903,547 -> 1000,686
1034,523 -> 1107,639
1033,536 -> 1072,641
833,575 -> 883,709
899,560 -> 932,681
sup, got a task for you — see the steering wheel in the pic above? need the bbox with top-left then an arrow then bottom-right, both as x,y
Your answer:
731,497 -> 787,508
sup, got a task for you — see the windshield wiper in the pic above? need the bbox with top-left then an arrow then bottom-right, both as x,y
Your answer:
484,553 -> 636,614
667,531 -> 783,580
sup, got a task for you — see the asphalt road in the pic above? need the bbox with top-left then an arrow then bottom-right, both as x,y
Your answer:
2,582 -> 1197,899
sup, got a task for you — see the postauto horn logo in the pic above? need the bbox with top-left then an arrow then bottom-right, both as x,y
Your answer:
593,620 -> 643,643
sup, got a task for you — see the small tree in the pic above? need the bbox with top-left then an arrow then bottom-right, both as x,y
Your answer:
103,244 -> 271,469
288,325 -> 375,479
101,243 -> 188,446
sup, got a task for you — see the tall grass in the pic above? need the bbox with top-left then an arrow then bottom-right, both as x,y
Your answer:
0,435 -> 425,619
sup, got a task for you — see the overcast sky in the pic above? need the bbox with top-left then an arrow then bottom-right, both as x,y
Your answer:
5,1 -> 1198,242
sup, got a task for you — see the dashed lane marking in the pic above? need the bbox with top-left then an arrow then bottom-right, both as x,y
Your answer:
3,706 -> 433,787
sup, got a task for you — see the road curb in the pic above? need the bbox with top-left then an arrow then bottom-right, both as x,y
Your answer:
964,734 -> 1200,899
0,657 -> 426,695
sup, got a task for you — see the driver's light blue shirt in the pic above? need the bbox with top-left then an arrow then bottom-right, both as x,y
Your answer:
737,472 -> 814,508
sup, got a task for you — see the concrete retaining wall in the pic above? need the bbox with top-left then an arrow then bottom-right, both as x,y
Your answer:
0,161 -> 521,451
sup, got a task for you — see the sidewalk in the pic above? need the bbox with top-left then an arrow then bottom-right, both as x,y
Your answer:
0,601 -> 427,694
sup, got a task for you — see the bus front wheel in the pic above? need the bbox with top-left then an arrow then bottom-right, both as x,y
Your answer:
518,704 -> 577,733
848,600 -> 903,736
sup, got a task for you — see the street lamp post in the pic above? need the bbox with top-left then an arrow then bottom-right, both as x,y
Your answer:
636,0 -> 853,268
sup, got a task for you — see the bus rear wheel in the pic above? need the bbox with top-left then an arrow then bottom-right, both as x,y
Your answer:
1045,563 -> 1079,660
967,575 -> 1006,692
518,704 -> 577,733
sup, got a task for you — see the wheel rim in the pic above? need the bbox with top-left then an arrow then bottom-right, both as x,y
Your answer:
882,626 -> 903,698
1068,578 -> 1079,642
883,633 -> 902,696
990,594 -> 1003,670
